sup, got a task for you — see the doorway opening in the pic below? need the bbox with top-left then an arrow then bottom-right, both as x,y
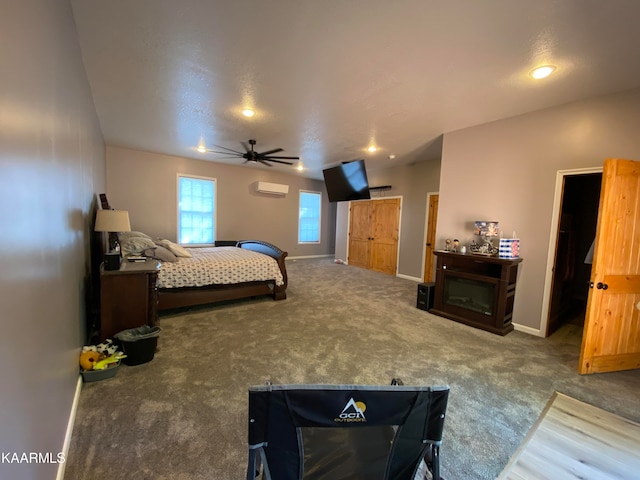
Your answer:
546,171 -> 602,337
423,193 -> 439,283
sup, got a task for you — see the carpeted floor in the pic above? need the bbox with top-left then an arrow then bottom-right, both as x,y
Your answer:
65,258 -> 640,480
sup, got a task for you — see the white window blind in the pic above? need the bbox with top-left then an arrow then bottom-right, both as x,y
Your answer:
178,175 -> 215,244
299,191 -> 321,243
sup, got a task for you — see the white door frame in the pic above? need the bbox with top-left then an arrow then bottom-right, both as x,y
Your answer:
539,166 -> 603,336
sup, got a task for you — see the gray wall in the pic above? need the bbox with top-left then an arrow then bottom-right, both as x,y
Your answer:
0,1 -> 105,479
334,159 -> 442,279
438,87 -> 640,332
105,145 -> 335,257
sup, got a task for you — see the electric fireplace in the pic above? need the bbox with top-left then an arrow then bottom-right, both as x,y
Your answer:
444,276 -> 496,316
430,251 -> 523,335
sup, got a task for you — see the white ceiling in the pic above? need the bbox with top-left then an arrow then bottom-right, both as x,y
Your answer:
70,0 -> 640,179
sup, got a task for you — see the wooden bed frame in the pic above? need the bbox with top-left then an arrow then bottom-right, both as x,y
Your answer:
156,240 -> 288,311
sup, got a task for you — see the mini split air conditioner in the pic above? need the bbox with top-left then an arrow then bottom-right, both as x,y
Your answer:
255,181 -> 289,195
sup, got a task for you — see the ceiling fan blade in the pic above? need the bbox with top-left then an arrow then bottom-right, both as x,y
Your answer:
263,155 -> 299,160
264,158 -> 294,165
206,149 -> 244,157
210,145 -> 245,155
257,159 -> 272,167
258,148 -> 284,156
207,155 -> 246,161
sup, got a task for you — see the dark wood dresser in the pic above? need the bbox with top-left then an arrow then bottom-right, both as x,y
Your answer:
100,259 -> 160,341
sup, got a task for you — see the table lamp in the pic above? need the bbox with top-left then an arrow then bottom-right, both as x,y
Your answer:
95,209 -> 131,270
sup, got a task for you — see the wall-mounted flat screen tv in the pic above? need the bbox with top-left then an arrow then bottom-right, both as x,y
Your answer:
322,159 -> 371,202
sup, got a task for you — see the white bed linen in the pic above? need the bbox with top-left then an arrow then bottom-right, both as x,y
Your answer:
157,247 -> 284,288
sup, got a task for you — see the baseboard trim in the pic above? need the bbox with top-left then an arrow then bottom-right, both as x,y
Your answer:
513,323 -> 544,337
397,273 -> 422,282
57,375 -> 82,480
286,254 -> 334,260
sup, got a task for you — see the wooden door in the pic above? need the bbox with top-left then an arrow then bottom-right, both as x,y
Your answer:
370,198 -> 400,275
348,201 -> 373,269
424,194 -> 439,282
348,198 -> 400,275
579,158 -> 640,374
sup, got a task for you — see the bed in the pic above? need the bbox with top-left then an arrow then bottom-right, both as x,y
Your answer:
97,194 -> 288,312
155,240 -> 288,311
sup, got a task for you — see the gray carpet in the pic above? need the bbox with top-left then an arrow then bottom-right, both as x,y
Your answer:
65,258 -> 640,480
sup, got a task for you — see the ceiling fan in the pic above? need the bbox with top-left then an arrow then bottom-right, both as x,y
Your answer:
206,139 -> 299,166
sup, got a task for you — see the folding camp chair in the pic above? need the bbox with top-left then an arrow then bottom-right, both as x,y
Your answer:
247,380 -> 449,480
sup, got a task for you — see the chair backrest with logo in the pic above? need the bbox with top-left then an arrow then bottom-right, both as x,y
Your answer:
247,383 -> 450,480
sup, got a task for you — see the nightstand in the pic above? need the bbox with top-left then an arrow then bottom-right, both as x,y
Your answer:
100,259 -> 160,341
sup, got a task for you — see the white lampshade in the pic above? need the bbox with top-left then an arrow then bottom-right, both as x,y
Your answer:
95,209 -> 131,233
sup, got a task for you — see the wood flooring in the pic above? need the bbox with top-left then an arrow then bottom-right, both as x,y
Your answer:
497,392 -> 640,480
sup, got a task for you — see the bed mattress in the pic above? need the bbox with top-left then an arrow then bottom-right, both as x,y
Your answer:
157,247 -> 285,288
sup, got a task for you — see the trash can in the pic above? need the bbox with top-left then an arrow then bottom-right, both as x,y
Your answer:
114,325 -> 161,366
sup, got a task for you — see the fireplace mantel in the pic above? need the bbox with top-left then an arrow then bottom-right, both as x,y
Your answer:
430,251 -> 523,335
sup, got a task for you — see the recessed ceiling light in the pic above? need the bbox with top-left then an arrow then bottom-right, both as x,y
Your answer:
367,146 -> 377,153
530,65 -> 556,79
242,108 -> 255,118
197,146 -> 207,153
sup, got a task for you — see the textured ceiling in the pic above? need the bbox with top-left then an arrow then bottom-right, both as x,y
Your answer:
70,0 -> 640,179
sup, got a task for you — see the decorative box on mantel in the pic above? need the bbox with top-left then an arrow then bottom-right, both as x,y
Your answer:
430,251 -> 523,335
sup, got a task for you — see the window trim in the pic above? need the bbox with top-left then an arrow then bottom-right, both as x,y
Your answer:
176,173 -> 217,246
298,189 -> 322,244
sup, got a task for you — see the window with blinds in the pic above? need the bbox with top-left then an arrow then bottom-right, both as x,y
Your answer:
177,175 -> 216,245
299,190 -> 321,243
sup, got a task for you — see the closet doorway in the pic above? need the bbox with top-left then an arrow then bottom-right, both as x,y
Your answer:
348,197 -> 401,275
546,171 -> 602,336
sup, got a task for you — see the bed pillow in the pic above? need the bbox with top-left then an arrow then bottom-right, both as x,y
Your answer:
120,236 -> 157,256
143,246 -> 177,263
119,231 -> 152,241
158,239 -> 193,258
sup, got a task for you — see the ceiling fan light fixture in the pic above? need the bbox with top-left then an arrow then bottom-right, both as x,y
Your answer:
242,108 -> 255,118
207,139 -> 299,167
196,145 -> 207,153
529,65 -> 556,79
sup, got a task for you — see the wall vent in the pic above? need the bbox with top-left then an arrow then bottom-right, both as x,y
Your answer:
255,181 -> 289,195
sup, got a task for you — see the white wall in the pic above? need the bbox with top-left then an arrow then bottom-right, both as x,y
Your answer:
0,1 -> 105,479
438,88 -> 640,332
